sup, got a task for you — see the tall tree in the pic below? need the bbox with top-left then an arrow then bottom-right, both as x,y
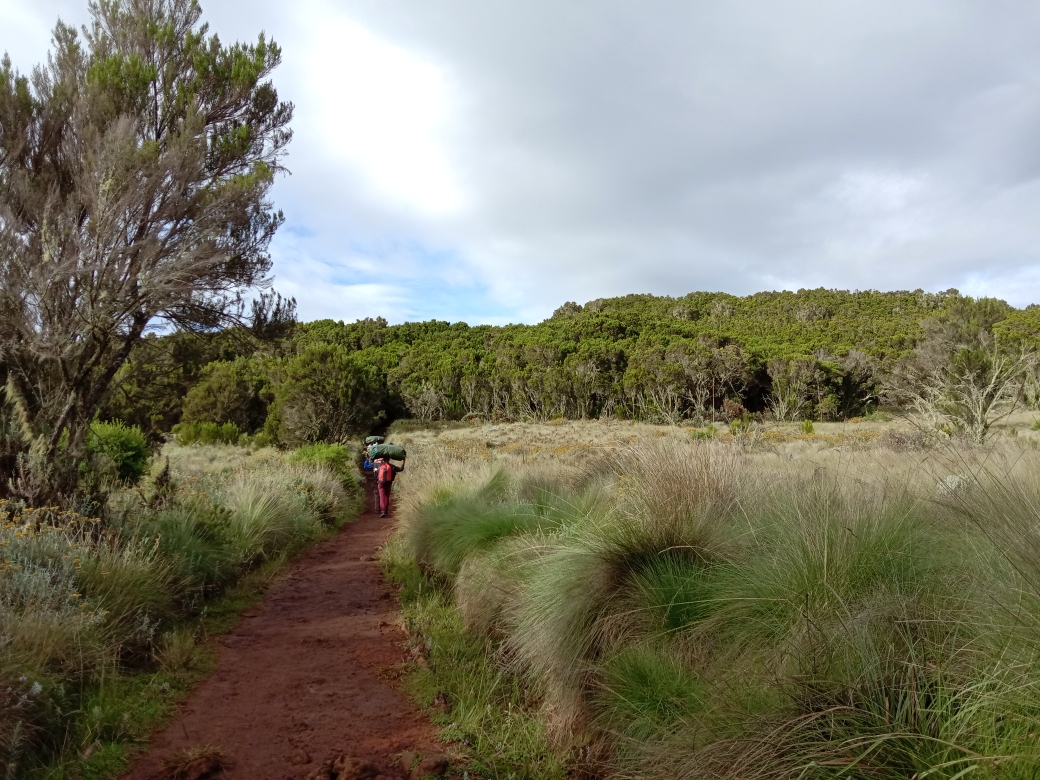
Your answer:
0,0 -> 292,497
887,300 -> 1033,443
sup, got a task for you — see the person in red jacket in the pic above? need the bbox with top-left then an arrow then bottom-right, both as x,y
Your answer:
374,456 -> 405,517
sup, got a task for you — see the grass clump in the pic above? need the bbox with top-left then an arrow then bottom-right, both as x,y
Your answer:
382,534 -> 567,779
402,470 -> 581,578
290,442 -> 362,497
594,644 -> 705,744
386,437 -> 1040,779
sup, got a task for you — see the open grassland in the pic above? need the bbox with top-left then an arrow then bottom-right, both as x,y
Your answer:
0,444 -> 359,779
383,418 -> 1040,779
388,408 -> 1040,460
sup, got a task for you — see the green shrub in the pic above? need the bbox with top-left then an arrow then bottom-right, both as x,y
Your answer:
800,418 -> 815,434
0,448 -> 355,775
85,421 -> 150,484
290,443 -> 359,493
136,506 -> 240,597
180,358 -> 268,432
249,430 -> 276,448
729,414 -> 755,435
172,421 -> 241,446
864,406 -> 894,422
266,344 -> 386,446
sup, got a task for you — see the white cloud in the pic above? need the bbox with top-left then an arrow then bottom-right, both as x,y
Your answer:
8,0 -> 1040,323
297,1 -> 466,217
0,0 -> 84,69
271,250 -> 412,323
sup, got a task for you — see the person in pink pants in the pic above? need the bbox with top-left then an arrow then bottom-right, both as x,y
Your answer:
374,457 -> 405,517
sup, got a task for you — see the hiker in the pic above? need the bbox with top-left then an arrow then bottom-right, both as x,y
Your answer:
362,436 -> 383,477
374,456 -> 405,518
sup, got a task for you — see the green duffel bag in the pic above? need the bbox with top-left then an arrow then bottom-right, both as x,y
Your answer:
364,435 -> 386,446
370,443 -> 406,461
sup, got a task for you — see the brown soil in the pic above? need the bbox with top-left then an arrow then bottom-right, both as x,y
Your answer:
122,494 -> 442,780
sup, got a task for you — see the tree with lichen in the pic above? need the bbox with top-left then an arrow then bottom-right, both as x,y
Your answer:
886,298 -> 1033,442
0,0 -> 292,500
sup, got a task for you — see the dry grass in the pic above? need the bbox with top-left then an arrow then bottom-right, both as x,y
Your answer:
162,442 -> 282,478
386,418 -> 1040,779
159,745 -> 227,780
154,627 -> 202,673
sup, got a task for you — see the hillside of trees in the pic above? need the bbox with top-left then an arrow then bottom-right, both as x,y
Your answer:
90,288 -> 1040,446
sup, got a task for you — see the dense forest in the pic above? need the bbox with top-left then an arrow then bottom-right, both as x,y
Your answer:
88,288 -> 1040,447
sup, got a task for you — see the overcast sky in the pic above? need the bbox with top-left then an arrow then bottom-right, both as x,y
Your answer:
5,1 -> 1040,322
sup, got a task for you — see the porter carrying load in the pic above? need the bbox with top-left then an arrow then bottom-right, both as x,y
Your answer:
369,443 -> 406,461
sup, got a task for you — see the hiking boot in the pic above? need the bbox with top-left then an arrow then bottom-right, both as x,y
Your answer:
380,512 -> 387,518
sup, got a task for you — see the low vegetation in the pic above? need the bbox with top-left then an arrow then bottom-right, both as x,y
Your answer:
0,8 -> 1038,779
0,443 -> 358,778
384,427 -> 1040,778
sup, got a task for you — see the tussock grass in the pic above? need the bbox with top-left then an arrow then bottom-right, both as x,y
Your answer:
386,427 -> 1040,779
154,627 -> 202,673
0,443 -> 358,778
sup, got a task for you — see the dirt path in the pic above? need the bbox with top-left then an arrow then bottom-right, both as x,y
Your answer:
123,498 -> 442,780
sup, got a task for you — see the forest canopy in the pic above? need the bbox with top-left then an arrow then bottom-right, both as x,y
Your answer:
91,287 -> 1040,446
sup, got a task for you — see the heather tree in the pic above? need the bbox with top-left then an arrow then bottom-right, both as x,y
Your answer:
0,0 -> 292,498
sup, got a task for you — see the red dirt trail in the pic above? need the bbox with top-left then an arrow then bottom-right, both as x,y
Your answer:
122,495 -> 442,780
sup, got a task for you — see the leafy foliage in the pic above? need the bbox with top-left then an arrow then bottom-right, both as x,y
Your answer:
290,443 -> 361,493
84,420 -> 150,485
264,344 -> 387,445
101,288 -> 1040,446
181,358 -> 269,432
886,298 -> 1037,441
172,421 -> 241,446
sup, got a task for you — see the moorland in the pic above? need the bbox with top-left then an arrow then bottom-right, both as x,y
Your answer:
5,285 -> 1040,777
4,3 -> 1040,776
383,417 -> 1040,778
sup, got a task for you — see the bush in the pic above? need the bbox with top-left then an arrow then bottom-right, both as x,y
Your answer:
265,345 -> 386,446
0,448 -> 354,774
721,398 -> 747,422
691,423 -> 718,440
172,421 -> 241,446
85,421 -> 150,485
289,443 -> 358,492
180,358 -> 268,433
